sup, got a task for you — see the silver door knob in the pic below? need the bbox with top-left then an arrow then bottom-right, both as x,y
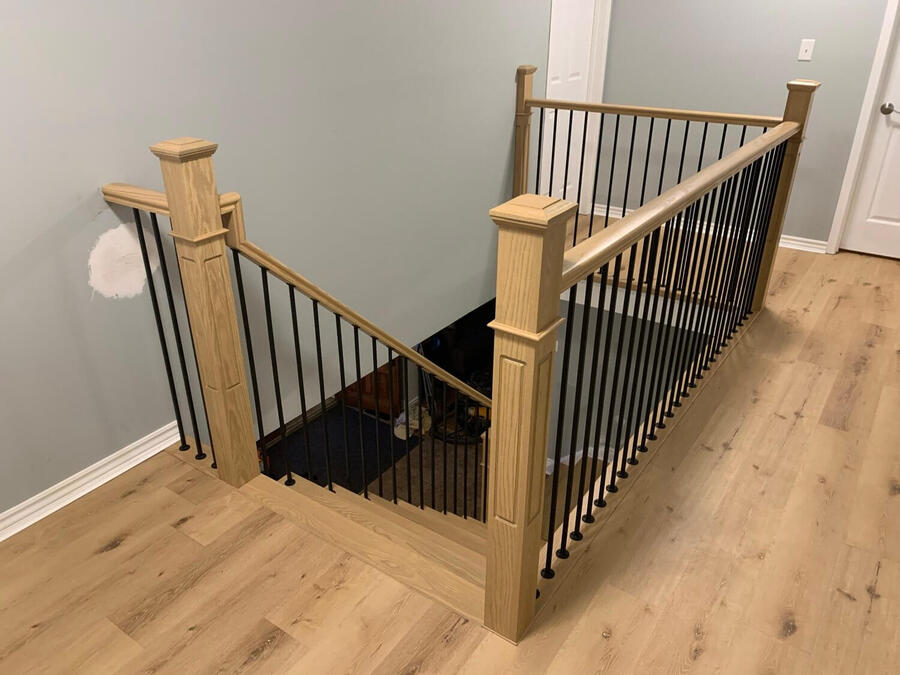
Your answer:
881,102 -> 895,115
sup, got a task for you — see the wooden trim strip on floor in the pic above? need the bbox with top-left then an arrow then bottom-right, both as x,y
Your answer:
240,475 -> 486,622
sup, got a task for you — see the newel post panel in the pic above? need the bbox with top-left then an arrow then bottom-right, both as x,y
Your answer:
512,65 -> 537,197
484,194 -> 576,642
150,138 -> 259,487
752,79 -> 820,311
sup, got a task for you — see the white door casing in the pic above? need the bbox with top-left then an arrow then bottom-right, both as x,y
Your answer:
539,0 -> 611,211
832,1 -> 900,258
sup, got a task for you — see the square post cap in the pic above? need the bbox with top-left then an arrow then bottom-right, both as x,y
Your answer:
489,194 -> 577,231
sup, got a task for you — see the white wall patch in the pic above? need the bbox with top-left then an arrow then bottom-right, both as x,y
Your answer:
88,223 -> 158,299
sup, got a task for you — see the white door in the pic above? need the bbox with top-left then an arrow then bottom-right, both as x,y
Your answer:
841,20 -> 900,258
539,0 -> 609,208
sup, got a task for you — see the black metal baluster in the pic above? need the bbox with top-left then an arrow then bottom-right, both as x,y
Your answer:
743,145 -> 788,315
262,269 -> 293,485
593,254 -> 623,502
605,246 -> 637,493
661,122 -> 692,283
574,268 -> 607,530
403,358 -> 412,504
742,147 -> 784,319
335,315 -> 352,487
650,203 -> 694,428
628,228 -> 661,461
572,110 -> 612,529
371,337 -> 384,497
417,365 -> 425,509
676,185 -> 720,399
387,348 -> 398,503
311,300 -> 332,490
621,117 -> 656,464
588,114 -> 606,236
697,175 -> 737,375
148,213 -> 201,458
604,116 -> 638,491
482,426 -> 490,522
289,287 -> 312,482
689,177 -> 733,386
548,109 -> 559,196
638,220 -> 676,448
535,108 -> 546,194
442,385 -> 448,514
581,254 -> 622,522
353,327 -> 368,497
133,209 -> 187,451
471,391 -> 479,520
664,192 -> 707,414
573,111 -> 590,245
543,288 -> 578,576
462,394 -> 469,518
603,115 -> 621,229
233,251 -> 262,465
559,279 -> 594,551
562,109 -> 574,202
708,164 -> 752,363
690,125 -> 732,382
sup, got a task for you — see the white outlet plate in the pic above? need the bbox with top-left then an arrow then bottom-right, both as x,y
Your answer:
798,38 -> 815,62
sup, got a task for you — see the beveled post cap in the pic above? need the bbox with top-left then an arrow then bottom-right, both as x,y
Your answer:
150,137 -> 218,162
489,194 -> 577,231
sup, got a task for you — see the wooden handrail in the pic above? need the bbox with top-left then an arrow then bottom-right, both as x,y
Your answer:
236,241 -> 492,408
559,121 -> 801,292
102,183 -> 240,217
525,97 -> 783,128
102,182 -> 491,407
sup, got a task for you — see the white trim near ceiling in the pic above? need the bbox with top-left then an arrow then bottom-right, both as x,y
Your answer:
0,421 -> 179,542
827,0 -> 900,254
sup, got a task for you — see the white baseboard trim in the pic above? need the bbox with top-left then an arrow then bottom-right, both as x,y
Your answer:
587,204 -> 827,254
778,235 -> 828,253
0,421 -> 179,542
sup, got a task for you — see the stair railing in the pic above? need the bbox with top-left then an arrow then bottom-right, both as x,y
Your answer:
485,68 -> 818,641
103,140 -> 491,515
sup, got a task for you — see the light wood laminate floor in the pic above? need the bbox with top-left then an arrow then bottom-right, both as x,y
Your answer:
1,248 -> 898,673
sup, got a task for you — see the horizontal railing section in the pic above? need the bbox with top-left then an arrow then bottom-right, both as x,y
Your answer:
560,121 -> 799,288
525,100 -> 789,252
525,97 -> 783,128
539,129 -> 789,580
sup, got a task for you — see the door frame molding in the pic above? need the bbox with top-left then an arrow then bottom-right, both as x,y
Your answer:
545,0 -> 613,102
827,0 -> 900,254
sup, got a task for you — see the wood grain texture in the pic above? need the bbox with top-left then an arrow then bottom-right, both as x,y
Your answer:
102,181 -> 490,409
560,121 -> 800,291
240,475 -> 485,622
485,195 -> 574,641
525,96 -> 784,127
752,80 -> 820,311
512,65 -> 536,197
151,138 -> 259,488
1,248 -> 897,673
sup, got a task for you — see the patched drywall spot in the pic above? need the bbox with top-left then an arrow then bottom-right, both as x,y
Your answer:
88,223 -> 158,299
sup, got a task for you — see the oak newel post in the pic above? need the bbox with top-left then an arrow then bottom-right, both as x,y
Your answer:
484,194 -> 576,642
151,137 -> 259,487
752,79 -> 820,311
512,65 -> 537,197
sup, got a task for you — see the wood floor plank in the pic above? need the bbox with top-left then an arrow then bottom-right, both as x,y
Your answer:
0,248 -> 898,673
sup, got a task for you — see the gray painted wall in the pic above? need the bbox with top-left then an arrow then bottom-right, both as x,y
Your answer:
603,0 -> 887,241
0,1 -> 550,511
